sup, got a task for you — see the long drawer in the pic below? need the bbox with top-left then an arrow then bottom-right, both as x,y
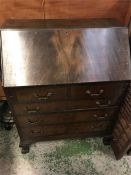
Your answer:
19,121 -> 113,138
15,108 -> 118,127
13,99 -> 118,115
5,82 -> 127,103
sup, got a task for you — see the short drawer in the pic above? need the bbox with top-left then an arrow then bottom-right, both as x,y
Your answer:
19,121 -> 113,138
69,82 -> 127,100
15,108 -> 118,127
6,86 -> 67,102
13,102 -> 67,115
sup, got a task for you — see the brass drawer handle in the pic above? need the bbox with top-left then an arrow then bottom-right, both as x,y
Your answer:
26,107 -> 40,114
28,118 -> 39,124
96,100 -> 111,107
94,113 -> 108,119
31,130 -> 41,134
34,92 -> 53,100
85,89 -> 104,96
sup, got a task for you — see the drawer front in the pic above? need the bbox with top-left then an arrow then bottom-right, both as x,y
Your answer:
67,99 -> 118,110
6,86 -> 67,102
19,121 -> 113,138
69,83 -> 127,100
13,102 -> 67,115
13,99 -> 118,115
15,108 -> 118,127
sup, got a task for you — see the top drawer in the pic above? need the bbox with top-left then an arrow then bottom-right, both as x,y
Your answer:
6,86 -> 67,102
69,83 -> 128,100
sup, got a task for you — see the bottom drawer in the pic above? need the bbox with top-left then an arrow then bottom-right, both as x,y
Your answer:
19,121 -> 113,138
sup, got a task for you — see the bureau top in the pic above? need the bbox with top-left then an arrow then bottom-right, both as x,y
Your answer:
1,20 -> 131,87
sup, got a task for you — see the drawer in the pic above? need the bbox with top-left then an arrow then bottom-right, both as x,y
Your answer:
6,86 -> 67,102
19,121 -> 113,138
13,102 -> 67,115
69,83 -> 127,100
70,108 -> 118,122
67,99 -> 118,110
15,108 -> 118,127
13,99 -> 118,115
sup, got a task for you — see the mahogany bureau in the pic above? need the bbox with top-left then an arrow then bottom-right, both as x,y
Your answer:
1,20 -> 131,159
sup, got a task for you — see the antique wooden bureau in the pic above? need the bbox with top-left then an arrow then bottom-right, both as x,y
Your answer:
1,20 -> 131,159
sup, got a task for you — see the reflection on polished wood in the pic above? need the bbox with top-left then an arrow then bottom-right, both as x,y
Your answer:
1,20 -> 131,87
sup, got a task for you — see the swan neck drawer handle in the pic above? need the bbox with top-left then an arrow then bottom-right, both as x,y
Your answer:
96,100 -> 111,107
28,118 -> 39,124
26,107 -> 40,114
85,89 -> 104,96
94,113 -> 108,119
31,130 -> 41,134
34,92 -> 53,100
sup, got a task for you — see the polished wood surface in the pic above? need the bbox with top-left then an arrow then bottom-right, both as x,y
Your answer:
0,0 -> 130,26
45,0 -> 130,24
0,0 -> 44,26
1,21 -> 131,87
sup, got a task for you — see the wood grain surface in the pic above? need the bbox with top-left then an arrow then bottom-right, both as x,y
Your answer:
45,0 -> 130,24
1,23 -> 131,87
0,0 -> 44,26
0,0 -> 130,26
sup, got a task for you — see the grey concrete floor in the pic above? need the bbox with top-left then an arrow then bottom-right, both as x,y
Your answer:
0,124 -> 131,175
